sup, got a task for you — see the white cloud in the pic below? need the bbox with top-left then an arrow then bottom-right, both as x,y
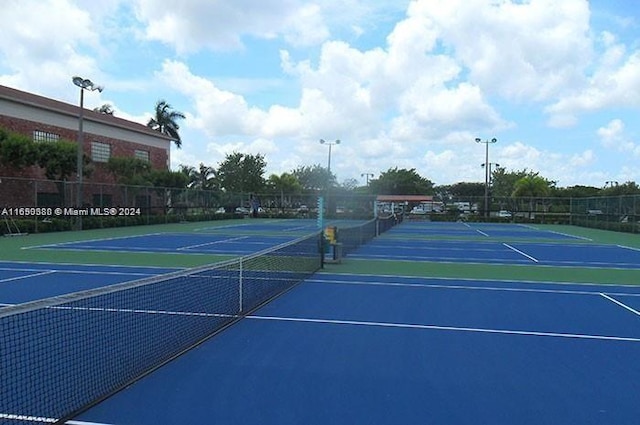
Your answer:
2,0 -> 640,188
597,119 -> 639,155
0,0 -> 105,101
406,0 -> 593,101
133,0 -> 329,53
598,119 -> 625,147
545,33 -> 640,126
569,150 -> 595,167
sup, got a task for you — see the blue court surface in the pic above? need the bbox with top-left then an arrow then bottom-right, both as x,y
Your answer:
342,221 -> 640,268
71,273 -> 640,425
350,238 -> 640,268
195,219 -> 364,234
4,221 -> 640,424
388,221 -> 585,240
0,262 -> 175,306
27,233 -> 299,255
25,219 -> 370,256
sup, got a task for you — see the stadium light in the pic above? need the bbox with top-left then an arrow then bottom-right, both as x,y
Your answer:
320,139 -> 341,192
361,172 -> 374,185
481,162 -> 500,185
72,75 -> 103,229
476,137 -> 497,218
319,139 -> 340,175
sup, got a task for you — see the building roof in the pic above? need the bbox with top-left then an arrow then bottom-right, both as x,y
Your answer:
0,84 -> 173,141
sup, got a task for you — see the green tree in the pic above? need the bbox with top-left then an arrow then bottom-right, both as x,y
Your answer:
35,141 -> 85,206
555,185 -> 602,198
36,141 -> 81,181
267,172 -> 302,211
512,172 -> 554,217
106,157 -> 152,186
94,104 -> 114,115
147,100 -> 186,148
217,152 -> 266,194
340,178 -> 359,191
180,163 -> 218,190
149,169 -> 188,188
447,182 -> 485,198
368,167 -> 433,195
292,165 -> 334,191
601,181 -> 640,196
491,167 -> 529,198
512,173 -> 553,198
0,129 -> 38,169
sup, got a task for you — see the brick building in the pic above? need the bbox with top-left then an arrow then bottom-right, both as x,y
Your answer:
0,84 -> 173,208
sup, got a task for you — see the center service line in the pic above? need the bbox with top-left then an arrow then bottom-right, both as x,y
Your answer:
503,243 -> 539,262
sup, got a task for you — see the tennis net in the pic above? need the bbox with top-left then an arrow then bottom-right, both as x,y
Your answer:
0,232 -> 322,424
338,214 -> 402,255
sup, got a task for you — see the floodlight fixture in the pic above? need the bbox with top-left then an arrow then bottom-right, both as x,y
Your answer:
476,137 -> 498,218
72,75 -> 104,229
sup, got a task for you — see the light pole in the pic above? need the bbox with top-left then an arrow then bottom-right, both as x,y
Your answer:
481,162 -> 500,185
476,137 -> 497,218
320,139 -> 340,187
72,76 -> 103,228
361,173 -> 374,185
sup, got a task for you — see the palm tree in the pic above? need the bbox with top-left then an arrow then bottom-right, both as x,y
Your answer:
147,100 -> 186,148
512,173 -> 552,218
180,163 -> 217,190
268,172 -> 302,212
94,104 -> 114,115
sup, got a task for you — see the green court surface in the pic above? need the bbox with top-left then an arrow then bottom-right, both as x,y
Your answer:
2,221 -> 639,285
322,223 -> 640,286
0,220 -> 240,268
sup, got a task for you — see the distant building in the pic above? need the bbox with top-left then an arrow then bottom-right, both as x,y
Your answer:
0,84 -> 173,207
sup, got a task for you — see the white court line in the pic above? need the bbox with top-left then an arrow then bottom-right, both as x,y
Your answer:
307,277 -> 640,297
178,235 -> 249,250
0,259 -> 177,270
0,267 -> 159,277
503,243 -> 539,262
248,315 -> 640,342
0,413 -> 113,425
306,273 -> 640,297
21,233 -> 165,250
460,222 -> 489,236
0,270 -> 55,284
27,303 -> 640,343
600,293 -> 640,317
617,244 -> 640,252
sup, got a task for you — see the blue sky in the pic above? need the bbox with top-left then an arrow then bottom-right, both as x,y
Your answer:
1,0 -> 639,188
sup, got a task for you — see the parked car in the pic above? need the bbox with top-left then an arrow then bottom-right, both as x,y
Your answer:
498,210 -> 512,218
235,207 -> 250,215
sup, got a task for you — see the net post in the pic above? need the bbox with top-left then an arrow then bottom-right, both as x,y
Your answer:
239,257 -> 244,312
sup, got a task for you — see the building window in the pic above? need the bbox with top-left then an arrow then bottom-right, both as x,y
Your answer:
33,130 -> 59,143
134,149 -> 150,162
91,141 -> 111,163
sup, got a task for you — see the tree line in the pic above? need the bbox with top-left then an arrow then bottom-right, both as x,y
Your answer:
2,123 -> 639,201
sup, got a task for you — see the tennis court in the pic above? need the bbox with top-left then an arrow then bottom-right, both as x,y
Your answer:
0,262 -> 175,306
1,219 -> 639,424
75,274 -> 640,425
